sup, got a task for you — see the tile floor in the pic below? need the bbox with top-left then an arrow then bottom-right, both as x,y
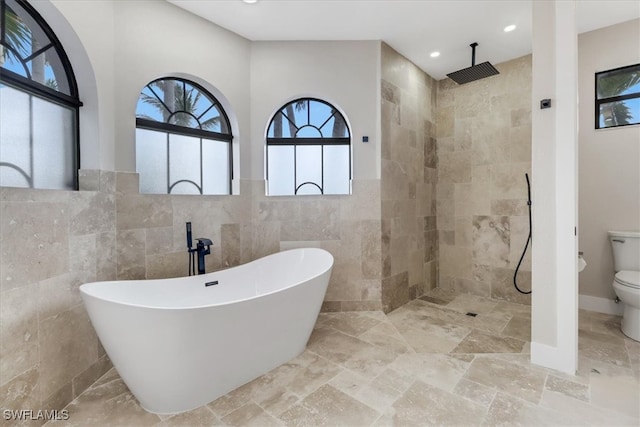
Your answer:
48,290 -> 639,426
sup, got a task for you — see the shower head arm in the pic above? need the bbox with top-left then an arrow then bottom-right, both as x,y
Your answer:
470,42 -> 478,66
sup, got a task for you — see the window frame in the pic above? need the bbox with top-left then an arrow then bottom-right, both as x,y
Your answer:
265,97 -> 351,196
594,63 -> 640,130
0,0 -> 82,190
135,77 -> 234,195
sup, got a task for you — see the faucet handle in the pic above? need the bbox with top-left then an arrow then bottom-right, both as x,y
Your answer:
196,238 -> 213,246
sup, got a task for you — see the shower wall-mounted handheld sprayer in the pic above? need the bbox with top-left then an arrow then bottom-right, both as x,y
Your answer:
186,222 -> 212,276
513,173 -> 532,295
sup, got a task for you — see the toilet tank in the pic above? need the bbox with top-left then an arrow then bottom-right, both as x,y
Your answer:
608,231 -> 640,272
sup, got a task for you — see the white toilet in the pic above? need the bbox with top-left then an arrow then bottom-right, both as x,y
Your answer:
608,231 -> 640,341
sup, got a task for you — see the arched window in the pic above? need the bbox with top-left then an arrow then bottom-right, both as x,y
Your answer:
266,98 -> 351,195
135,77 -> 233,195
0,0 -> 81,190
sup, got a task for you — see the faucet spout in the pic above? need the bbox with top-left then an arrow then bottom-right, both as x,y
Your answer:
196,238 -> 213,275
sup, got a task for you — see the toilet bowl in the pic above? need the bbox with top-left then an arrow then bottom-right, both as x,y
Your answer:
613,271 -> 640,341
608,231 -> 640,342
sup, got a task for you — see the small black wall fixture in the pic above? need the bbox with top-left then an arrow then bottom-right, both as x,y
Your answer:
447,42 -> 500,85
186,222 -> 212,275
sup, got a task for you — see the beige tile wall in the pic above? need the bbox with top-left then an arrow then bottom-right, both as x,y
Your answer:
0,170 -> 115,418
435,55 -> 532,305
380,43 -> 438,313
112,175 -> 383,312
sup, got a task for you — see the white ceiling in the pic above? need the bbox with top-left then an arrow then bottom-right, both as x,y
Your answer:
168,0 -> 640,80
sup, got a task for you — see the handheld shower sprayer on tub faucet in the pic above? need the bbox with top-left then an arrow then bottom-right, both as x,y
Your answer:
185,222 -> 213,275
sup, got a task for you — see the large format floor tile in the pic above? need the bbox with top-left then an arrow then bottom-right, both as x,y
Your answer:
47,293 -> 639,426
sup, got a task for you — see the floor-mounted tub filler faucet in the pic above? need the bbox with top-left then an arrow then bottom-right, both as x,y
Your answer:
186,222 -> 213,275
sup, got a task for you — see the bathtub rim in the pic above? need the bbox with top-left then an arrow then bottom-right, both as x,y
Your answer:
80,247 -> 334,311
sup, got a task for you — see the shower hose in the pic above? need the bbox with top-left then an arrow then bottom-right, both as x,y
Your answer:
513,173 -> 532,295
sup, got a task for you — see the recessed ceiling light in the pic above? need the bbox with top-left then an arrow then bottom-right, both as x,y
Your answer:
430,51 -> 440,58
243,0 -> 258,3
504,24 -> 516,32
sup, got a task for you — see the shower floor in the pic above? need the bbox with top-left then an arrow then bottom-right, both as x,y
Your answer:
48,290 -> 639,426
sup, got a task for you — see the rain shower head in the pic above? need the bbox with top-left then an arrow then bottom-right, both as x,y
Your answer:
446,42 -> 499,85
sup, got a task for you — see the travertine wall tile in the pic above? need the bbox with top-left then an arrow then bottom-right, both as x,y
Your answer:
299,199 -> 340,241
381,43 -> 437,312
147,252 -> 188,279
340,180 -> 381,220
0,284 -> 39,385
99,171 -> 116,194
221,223 -> 241,268
116,194 -> 173,230
472,216 -> 510,268
1,201 -> 69,292
39,304 -> 98,401
37,272 -> 87,321
382,272 -> 409,313
0,183 -> 117,414
116,229 -> 146,280
145,226 -> 174,256
436,55 -> 532,304
96,232 -> 117,281
70,192 -> 115,236
78,170 -> 100,191
252,222 -> 280,260
115,172 -> 139,194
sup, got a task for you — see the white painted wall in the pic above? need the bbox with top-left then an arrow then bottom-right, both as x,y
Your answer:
112,0 -> 251,187
44,0 -> 251,186
39,0 -> 113,170
42,2 -> 381,187
250,41 -> 381,182
578,19 -> 640,305
531,0 -> 579,375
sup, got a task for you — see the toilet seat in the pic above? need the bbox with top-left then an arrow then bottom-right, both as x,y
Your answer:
615,270 -> 640,289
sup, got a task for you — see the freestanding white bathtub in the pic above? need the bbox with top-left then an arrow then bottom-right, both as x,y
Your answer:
80,248 -> 333,414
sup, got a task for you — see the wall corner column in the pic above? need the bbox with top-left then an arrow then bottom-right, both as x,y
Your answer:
530,0 -> 579,375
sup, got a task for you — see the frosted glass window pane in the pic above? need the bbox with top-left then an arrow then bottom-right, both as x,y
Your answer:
295,145 -> 322,195
323,145 -> 350,195
169,134 -> 200,194
202,139 -> 230,195
32,97 -> 75,189
136,129 -> 167,194
0,86 -> 31,187
267,145 -> 294,195
170,181 -> 200,194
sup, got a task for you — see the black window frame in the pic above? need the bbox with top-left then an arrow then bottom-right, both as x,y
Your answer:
595,63 -> 640,130
135,77 -> 234,195
266,97 -> 351,195
0,0 -> 82,190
